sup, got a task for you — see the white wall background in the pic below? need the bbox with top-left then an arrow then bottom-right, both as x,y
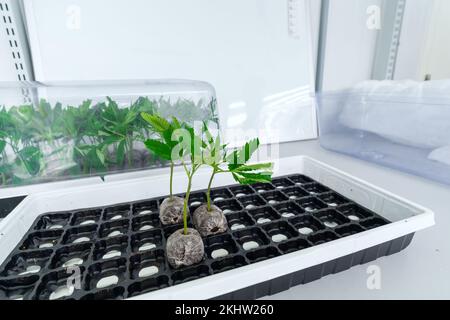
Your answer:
23,0 -> 318,146
394,0 -> 434,81
321,0 -> 381,91
394,0 -> 450,81
418,0 -> 450,81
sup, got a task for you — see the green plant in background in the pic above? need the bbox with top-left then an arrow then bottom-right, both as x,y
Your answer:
157,97 -> 218,125
0,96 -> 217,188
0,106 -> 43,183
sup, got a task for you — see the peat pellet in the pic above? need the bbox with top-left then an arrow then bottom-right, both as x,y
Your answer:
96,275 -> 119,289
73,237 -> 90,244
49,285 -> 74,300
159,196 -> 185,225
80,220 -> 96,226
39,243 -> 54,249
257,218 -> 271,224
62,258 -> 83,268
138,210 -> 152,216
103,250 -> 121,259
49,225 -> 63,230
324,221 -> 338,228
107,231 -> 123,237
18,265 -> 41,276
166,228 -> 204,268
211,249 -> 229,259
298,227 -> 314,235
138,266 -> 159,278
193,205 -> 228,237
272,234 -> 288,243
231,223 -> 246,231
139,243 -> 156,252
139,225 -> 153,231
243,241 -> 259,251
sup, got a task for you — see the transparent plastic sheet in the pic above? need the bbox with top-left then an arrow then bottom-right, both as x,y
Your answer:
317,80 -> 450,185
0,80 -> 219,188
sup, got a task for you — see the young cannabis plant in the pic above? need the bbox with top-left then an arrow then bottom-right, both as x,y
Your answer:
141,112 -> 182,199
141,112 -> 204,235
201,122 -> 273,212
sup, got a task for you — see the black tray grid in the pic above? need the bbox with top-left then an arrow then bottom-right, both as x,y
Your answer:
0,174 -> 390,300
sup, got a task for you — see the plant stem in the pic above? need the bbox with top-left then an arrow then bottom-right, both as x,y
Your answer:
183,172 -> 193,235
206,169 -> 216,212
169,161 -> 174,199
126,136 -> 133,168
182,164 -> 199,235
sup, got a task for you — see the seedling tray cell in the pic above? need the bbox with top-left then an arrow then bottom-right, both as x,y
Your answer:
0,166 -> 434,300
288,174 -> 314,185
273,202 -> 305,219
132,201 -> 158,216
271,178 -> 295,189
50,243 -> 92,269
210,189 -> 234,202
229,185 -> 254,197
71,210 -> 102,226
337,204 -> 373,221
204,235 -> 239,260
302,182 -> 331,195
35,213 -> 72,231
20,230 -> 63,250
94,236 -> 129,261
214,199 -> 243,214
282,186 -> 310,200
226,211 -> 255,231
0,250 -> 52,277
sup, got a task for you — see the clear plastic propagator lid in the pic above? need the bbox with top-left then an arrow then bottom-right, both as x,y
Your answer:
0,80 -> 218,189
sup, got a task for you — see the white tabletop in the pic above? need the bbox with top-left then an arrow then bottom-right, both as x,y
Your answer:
259,140 -> 450,300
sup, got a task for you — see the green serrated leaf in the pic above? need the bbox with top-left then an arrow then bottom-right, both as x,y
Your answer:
144,139 -> 172,160
0,140 -> 5,154
226,138 -> 260,170
141,112 -> 170,132
231,171 -> 273,185
233,162 -> 273,172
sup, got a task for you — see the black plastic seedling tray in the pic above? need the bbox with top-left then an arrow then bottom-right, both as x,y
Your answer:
0,174 -> 405,300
